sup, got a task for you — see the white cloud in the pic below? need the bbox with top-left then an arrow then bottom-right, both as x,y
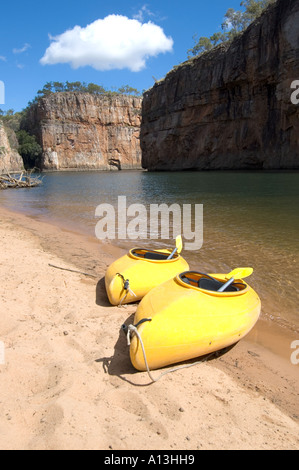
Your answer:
133,5 -> 155,22
40,14 -> 173,72
0,56 -> 6,61
13,43 -> 31,54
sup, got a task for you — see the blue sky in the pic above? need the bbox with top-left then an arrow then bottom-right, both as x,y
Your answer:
0,0 -> 244,112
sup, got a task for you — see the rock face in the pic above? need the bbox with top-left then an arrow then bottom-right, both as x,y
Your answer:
24,93 -> 142,171
141,0 -> 299,170
0,124 -> 24,173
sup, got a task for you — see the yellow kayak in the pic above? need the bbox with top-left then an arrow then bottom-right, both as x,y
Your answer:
105,247 -> 189,306
128,271 -> 261,371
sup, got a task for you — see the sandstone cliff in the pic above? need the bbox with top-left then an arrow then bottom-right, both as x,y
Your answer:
0,124 -> 24,173
24,93 -> 142,171
141,0 -> 299,170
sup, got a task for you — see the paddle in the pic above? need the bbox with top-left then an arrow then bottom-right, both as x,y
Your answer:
167,235 -> 183,260
218,267 -> 253,293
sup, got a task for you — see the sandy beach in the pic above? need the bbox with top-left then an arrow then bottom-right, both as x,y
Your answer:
0,206 -> 298,450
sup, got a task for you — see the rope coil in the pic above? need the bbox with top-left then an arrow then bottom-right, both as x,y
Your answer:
125,320 -> 215,384
116,273 -> 137,307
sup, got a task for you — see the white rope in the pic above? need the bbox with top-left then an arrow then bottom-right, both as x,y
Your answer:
127,324 -> 215,384
119,286 -> 137,307
117,274 -> 137,307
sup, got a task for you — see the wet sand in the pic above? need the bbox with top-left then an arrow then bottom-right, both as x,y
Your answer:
0,206 -> 298,450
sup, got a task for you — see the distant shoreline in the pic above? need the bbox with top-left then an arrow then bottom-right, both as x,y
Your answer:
36,168 -> 299,174
39,167 -> 145,173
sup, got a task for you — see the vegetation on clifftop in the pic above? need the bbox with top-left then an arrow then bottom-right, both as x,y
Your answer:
188,0 -> 276,57
31,81 -> 141,104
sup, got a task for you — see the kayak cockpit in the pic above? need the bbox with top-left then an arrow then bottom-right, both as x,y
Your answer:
179,271 -> 247,293
130,248 -> 178,261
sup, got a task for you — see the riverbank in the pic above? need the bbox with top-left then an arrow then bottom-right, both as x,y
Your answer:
0,206 -> 298,450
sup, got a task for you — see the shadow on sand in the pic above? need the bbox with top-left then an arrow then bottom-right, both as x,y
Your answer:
95,310 -> 237,386
95,313 -> 147,385
95,276 -> 111,307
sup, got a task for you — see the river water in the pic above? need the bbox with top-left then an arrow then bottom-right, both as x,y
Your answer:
0,170 -> 298,332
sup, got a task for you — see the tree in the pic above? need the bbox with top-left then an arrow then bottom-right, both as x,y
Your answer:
188,36 -> 213,57
37,82 -> 53,96
53,82 -> 65,93
65,81 -> 76,92
210,32 -> 227,46
0,109 -> 25,132
241,0 -> 274,25
118,85 -> 141,96
188,0 -> 275,57
222,8 -> 246,37
87,83 -> 106,94
17,130 -> 42,169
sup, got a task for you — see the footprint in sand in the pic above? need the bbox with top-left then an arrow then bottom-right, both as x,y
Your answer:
104,389 -> 169,440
